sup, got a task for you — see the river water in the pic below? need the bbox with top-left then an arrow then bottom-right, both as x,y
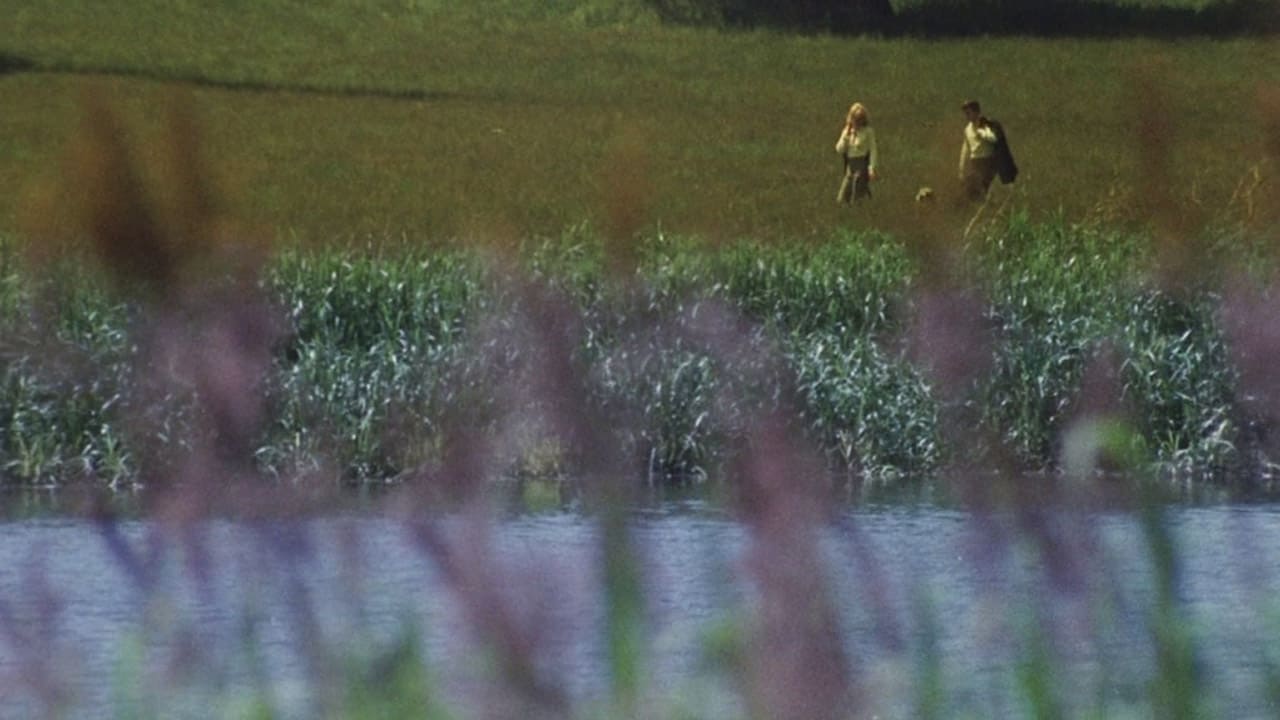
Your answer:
0,499 -> 1278,718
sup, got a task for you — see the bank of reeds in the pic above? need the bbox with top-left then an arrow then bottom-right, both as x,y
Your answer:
2,211 -> 1276,490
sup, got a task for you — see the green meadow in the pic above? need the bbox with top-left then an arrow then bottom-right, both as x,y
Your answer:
1,1 -> 1275,242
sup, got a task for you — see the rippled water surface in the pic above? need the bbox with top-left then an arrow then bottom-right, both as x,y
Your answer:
0,500 -> 1278,718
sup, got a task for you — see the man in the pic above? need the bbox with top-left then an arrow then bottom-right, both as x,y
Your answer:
958,100 -> 1017,201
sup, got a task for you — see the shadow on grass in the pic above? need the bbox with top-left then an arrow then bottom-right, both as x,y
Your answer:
0,53 -> 34,76
889,0 -> 1280,38
27,61 -> 473,103
715,0 -> 1280,37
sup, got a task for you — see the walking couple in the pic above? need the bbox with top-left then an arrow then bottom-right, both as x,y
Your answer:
834,99 -> 1017,206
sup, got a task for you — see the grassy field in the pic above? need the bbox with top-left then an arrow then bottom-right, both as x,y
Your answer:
0,2 -> 1276,244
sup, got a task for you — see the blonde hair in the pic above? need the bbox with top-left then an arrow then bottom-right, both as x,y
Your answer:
845,102 -> 870,128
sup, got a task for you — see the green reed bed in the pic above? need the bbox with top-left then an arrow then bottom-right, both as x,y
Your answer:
0,216 -> 1272,488
635,230 -> 935,479
975,216 -> 1241,480
0,246 -> 135,483
263,246 -> 488,479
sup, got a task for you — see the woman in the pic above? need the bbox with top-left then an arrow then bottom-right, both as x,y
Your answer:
835,102 -> 879,205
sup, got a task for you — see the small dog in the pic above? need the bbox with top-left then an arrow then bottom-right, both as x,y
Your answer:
915,186 -> 935,203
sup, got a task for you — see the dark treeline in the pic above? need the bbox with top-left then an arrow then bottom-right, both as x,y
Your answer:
646,0 -> 1280,36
